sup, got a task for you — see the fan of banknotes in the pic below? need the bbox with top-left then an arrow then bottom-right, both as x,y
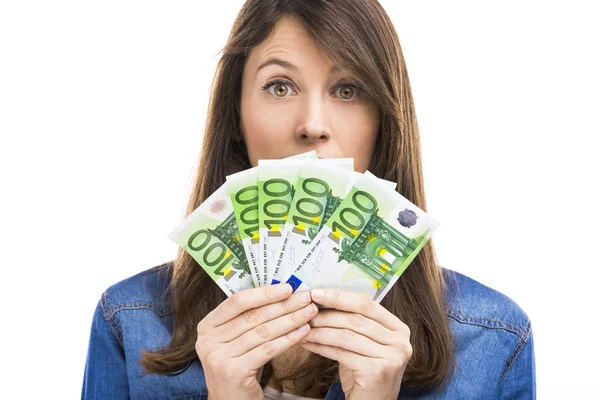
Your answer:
168,150 -> 439,304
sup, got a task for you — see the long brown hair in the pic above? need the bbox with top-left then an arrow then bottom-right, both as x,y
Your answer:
140,0 -> 455,396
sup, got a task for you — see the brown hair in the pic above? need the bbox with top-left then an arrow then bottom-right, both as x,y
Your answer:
140,0 -> 455,396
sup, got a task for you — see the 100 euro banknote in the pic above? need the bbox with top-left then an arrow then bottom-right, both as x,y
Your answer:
282,171 -> 439,303
226,167 -> 261,288
168,182 -> 255,296
258,158 -> 311,287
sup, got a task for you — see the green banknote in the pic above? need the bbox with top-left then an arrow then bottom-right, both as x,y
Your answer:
282,171 -> 439,303
168,182 -> 254,296
226,167 -> 261,289
270,159 -> 355,285
257,157 -> 318,287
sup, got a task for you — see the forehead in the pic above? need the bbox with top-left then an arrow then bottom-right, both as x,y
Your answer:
246,17 -> 336,75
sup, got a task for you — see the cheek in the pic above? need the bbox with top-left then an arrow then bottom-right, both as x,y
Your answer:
240,96 -> 293,165
334,109 -> 379,172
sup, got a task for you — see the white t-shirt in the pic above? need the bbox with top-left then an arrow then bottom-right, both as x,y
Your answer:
263,386 -> 324,400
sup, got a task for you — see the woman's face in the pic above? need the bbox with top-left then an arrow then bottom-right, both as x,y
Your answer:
239,17 -> 380,173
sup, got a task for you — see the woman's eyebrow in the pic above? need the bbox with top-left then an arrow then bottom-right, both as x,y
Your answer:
256,57 -> 340,76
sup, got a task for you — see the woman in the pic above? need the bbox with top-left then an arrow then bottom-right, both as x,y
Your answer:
82,1 -> 536,399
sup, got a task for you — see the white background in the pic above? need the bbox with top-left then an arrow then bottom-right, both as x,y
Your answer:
1,1 -> 598,398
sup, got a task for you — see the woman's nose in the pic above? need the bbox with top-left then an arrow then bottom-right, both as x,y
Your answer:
296,128 -> 330,143
295,99 -> 331,143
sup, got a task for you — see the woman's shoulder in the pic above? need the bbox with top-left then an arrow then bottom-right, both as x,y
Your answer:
438,267 -> 535,396
100,261 -> 174,319
400,269 -> 536,397
441,267 -> 532,339
85,263 -> 210,399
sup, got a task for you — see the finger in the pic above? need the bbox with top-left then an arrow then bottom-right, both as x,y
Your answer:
310,289 -> 404,331
308,310 -> 395,346
237,322 -> 312,370
303,326 -> 388,358
202,283 -> 292,329
216,290 -> 312,343
299,341 -> 364,371
229,300 -> 318,356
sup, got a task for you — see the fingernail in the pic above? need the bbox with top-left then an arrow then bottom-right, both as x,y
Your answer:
277,283 -> 291,294
303,303 -> 316,315
312,289 -> 324,299
297,324 -> 309,333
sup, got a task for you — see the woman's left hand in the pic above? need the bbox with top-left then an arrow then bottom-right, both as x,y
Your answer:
299,288 -> 412,400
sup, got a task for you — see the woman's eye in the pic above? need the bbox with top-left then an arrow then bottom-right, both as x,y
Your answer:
261,80 -> 294,98
335,84 -> 360,100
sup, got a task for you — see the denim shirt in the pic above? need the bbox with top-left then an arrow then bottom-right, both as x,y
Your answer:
81,264 -> 536,399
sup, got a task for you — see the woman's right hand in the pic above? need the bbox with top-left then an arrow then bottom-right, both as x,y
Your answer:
196,283 -> 318,400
